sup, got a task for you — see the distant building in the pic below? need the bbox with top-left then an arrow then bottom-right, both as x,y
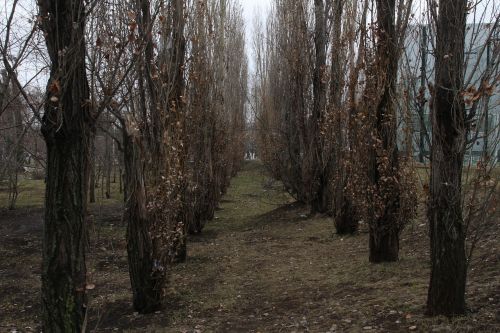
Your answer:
399,23 -> 499,164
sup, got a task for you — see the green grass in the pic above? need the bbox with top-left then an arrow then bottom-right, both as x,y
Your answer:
0,178 -> 46,208
0,161 -> 498,332
0,176 -> 124,209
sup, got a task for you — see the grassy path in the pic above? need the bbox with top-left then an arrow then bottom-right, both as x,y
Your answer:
146,162 -> 498,332
0,161 -> 498,332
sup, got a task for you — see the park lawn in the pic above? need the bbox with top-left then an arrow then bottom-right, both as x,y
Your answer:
0,161 -> 498,332
0,176 -> 124,209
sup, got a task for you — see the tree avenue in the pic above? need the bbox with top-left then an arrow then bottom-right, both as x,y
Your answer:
0,0 -> 498,331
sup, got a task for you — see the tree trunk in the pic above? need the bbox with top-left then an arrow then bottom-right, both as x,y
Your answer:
328,0 -> 358,232
369,224 -> 399,262
168,0 -> 187,263
418,25 -> 428,164
105,126 -> 112,199
123,126 -> 162,313
426,0 -> 467,317
310,0 -> 329,213
7,80 -> 23,210
89,136 -> 96,203
368,0 -> 401,263
7,170 -> 19,210
0,70 -> 10,112
38,0 -> 92,330
335,190 -> 357,234
119,167 -> 123,194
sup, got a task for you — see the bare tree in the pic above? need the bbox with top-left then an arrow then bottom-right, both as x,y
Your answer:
332,0 -> 360,234
426,0 -> 468,316
392,0 -> 500,314
366,0 -> 405,262
184,0 -> 247,234
344,0 -> 416,262
310,0 -> 329,213
255,0 -> 315,204
0,70 -> 24,209
37,0 -> 93,330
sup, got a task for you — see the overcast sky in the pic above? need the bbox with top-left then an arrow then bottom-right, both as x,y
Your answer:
241,0 -> 271,25
1,0 -> 497,85
240,0 -> 271,74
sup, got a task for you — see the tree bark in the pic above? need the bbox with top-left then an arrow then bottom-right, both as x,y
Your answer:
368,0 -> 401,263
329,0 -> 357,232
89,135 -> 96,203
310,0 -> 329,213
38,0 -> 92,330
418,24 -> 428,164
119,167 -> 123,194
168,0 -> 188,263
123,126 -> 162,313
426,0 -> 467,317
3,72 -> 23,210
335,196 -> 357,234
105,122 -> 112,199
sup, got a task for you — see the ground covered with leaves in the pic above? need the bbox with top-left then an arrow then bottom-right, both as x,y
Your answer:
0,161 -> 499,332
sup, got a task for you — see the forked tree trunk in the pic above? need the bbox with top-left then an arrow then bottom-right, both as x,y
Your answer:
123,127 -> 162,313
38,0 -> 92,330
368,0 -> 401,263
426,0 -> 467,317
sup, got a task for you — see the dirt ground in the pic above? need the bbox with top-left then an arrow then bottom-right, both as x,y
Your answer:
0,161 -> 499,332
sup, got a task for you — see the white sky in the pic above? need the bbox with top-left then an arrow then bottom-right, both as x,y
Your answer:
1,0 -> 497,85
240,0 -> 272,73
0,0 -> 274,83
240,0 -> 271,25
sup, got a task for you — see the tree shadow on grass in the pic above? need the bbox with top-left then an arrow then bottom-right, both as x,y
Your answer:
188,228 -> 219,243
251,201 -> 308,228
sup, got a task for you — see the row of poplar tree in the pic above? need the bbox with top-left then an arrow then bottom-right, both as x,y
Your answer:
2,0 -> 247,330
253,0 -> 497,321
